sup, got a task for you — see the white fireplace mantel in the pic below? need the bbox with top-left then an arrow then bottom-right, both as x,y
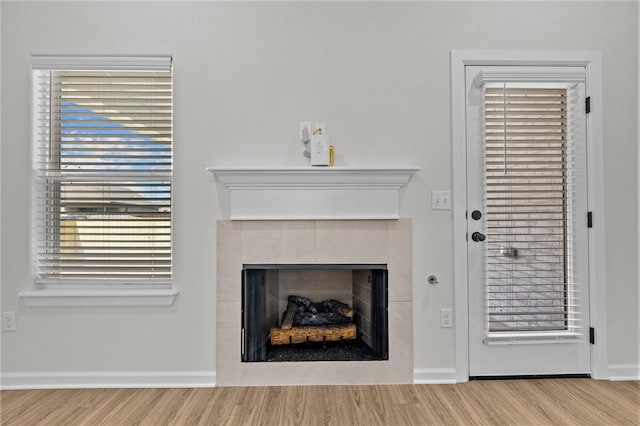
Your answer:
207,166 -> 420,220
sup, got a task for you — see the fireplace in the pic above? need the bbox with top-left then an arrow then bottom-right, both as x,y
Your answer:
241,264 -> 389,362
216,219 -> 413,386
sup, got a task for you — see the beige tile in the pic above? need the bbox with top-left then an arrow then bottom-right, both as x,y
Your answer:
216,301 -> 241,386
242,220 -> 316,264
243,362 -> 342,386
216,221 -> 243,302
315,220 -> 388,264
388,300 -> 414,382
388,265 -> 412,303
388,219 -> 413,302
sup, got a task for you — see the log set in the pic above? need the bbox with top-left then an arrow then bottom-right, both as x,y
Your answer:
270,296 -> 356,345
286,296 -> 354,319
271,324 -> 357,345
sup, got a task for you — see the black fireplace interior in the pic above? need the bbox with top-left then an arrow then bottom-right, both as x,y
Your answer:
241,264 -> 389,362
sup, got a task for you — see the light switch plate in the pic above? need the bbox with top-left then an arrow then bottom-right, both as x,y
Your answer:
432,190 -> 451,210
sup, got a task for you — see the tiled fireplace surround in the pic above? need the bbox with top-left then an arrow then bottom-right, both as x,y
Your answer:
216,219 -> 413,386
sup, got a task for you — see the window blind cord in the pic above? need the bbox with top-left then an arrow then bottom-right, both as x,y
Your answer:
503,83 -> 507,176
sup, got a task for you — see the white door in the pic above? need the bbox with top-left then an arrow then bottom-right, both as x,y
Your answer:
466,66 -> 592,376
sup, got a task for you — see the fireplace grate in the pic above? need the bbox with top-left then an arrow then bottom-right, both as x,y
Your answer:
266,337 -> 376,362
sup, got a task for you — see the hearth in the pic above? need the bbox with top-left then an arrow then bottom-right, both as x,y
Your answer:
241,265 -> 389,362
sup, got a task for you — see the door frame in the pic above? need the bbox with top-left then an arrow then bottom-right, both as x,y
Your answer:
451,50 -> 608,382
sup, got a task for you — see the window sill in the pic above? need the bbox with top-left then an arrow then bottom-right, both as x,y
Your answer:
18,289 -> 179,307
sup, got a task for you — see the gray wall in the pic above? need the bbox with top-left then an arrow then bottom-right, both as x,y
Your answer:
1,1 -> 638,376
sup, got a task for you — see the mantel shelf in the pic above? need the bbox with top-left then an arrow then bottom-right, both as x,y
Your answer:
207,166 -> 420,220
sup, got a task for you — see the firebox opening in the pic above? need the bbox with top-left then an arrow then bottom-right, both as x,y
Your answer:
241,264 -> 389,362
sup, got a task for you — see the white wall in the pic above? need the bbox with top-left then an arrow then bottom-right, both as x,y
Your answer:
1,1 -> 638,380
636,0 -> 640,374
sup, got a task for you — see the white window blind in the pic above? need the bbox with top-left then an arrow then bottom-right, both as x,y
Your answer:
483,84 -> 583,333
32,56 -> 172,287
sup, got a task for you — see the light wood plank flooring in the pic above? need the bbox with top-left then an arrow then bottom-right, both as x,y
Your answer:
1,379 -> 638,425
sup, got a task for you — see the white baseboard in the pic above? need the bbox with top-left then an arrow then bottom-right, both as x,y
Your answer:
608,364 -> 640,381
1,371 -> 216,390
413,368 -> 457,384
415,366 -> 640,383
5,366 -> 633,389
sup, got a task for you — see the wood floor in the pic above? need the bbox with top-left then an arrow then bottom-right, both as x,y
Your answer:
1,379 -> 638,425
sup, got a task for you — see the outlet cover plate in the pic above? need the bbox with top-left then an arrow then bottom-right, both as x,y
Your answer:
440,308 -> 453,328
3,312 -> 16,331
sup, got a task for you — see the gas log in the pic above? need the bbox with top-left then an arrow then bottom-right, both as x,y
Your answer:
270,296 -> 356,345
271,324 -> 357,345
285,296 -> 354,319
280,302 -> 297,330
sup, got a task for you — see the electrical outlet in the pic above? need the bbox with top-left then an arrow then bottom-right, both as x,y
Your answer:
3,312 -> 16,331
440,308 -> 453,328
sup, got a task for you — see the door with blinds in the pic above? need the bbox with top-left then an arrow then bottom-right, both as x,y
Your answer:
465,66 -> 591,376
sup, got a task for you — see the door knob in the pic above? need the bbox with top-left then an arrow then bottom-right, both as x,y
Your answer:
471,232 -> 486,242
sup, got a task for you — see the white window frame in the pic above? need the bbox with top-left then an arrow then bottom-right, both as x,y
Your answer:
451,50 -> 607,380
20,55 -> 178,307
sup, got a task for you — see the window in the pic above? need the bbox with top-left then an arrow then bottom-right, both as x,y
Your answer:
483,85 -> 580,332
31,56 -> 173,293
